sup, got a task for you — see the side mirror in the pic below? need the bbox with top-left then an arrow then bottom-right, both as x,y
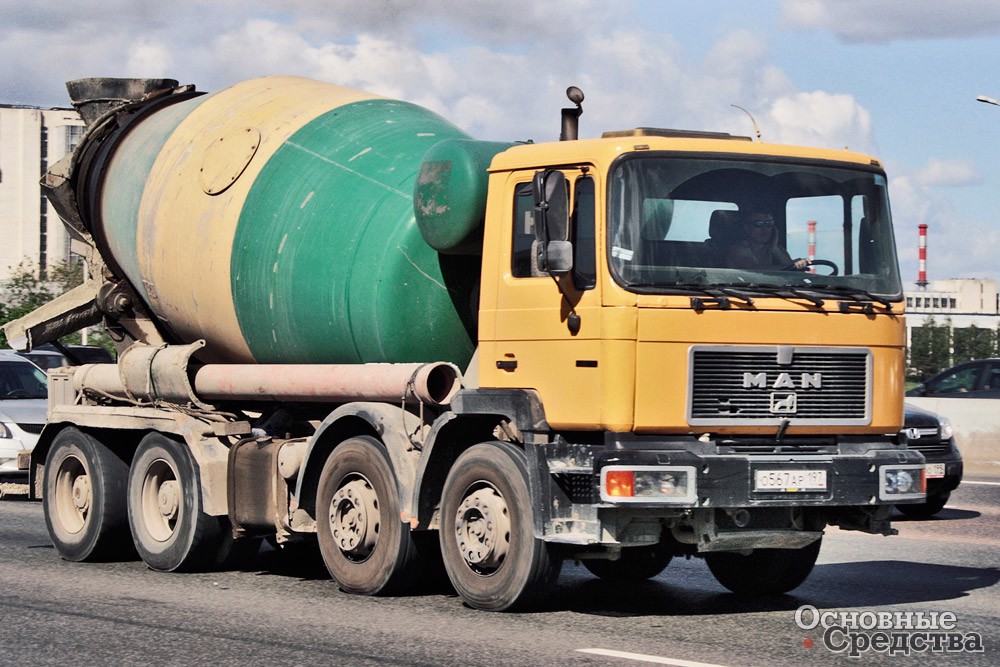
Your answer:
532,170 -> 573,276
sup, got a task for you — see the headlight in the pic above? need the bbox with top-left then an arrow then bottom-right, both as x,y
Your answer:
0,422 -> 12,439
879,464 -> 926,500
937,415 -> 954,441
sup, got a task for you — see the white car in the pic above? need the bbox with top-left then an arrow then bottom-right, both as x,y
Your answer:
0,351 -> 48,482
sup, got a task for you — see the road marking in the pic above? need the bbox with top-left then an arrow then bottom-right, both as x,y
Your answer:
962,480 -> 1000,486
576,648 -> 729,667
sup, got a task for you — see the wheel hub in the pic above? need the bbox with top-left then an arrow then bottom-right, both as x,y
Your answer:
157,480 -> 180,521
329,478 -> 380,560
455,486 -> 510,571
71,474 -> 91,514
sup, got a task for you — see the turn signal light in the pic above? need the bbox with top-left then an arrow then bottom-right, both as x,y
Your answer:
605,470 -> 635,497
600,465 -> 697,504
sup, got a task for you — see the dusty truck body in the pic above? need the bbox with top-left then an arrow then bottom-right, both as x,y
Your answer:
5,76 -> 925,611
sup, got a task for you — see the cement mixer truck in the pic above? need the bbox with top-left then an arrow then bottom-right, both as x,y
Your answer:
4,76 -> 925,611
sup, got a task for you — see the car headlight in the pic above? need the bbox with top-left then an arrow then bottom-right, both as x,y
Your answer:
0,422 -> 12,439
937,415 -> 954,441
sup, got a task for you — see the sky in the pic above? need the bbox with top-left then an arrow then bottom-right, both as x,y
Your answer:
2,0 -> 999,289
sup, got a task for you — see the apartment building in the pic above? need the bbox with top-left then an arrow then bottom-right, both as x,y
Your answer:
0,104 -> 84,281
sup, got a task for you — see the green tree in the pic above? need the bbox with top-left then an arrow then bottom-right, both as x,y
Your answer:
953,324 -> 997,363
908,316 -> 951,381
0,258 -> 114,352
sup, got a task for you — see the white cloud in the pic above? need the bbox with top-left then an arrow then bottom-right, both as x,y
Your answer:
0,2 -> 876,153
913,158 -> 982,187
766,91 -> 876,152
125,40 -> 175,79
781,0 -> 1000,42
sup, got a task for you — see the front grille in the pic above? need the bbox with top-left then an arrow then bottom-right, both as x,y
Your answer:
17,423 -> 44,434
689,346 -> 870,425
908,441 -> 950,456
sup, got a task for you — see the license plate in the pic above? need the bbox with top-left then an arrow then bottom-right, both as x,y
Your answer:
754,469 -> 828,492
925,463 -> 945,479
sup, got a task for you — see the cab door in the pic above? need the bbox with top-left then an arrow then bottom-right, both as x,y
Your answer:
479,168 -> 610,429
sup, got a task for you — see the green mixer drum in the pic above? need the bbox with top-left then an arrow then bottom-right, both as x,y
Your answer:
97,77 -> 498,367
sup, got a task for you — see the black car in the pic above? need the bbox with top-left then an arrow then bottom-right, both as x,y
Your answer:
907,358 -> 1000,398
898,403 -> 964,517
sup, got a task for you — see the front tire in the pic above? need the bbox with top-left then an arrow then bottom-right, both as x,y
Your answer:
316,436 -> 417,595
43,428 -> 132,561
583,544 -> 672,581
127,432 -> 228,572
705,537 -> 822,595
439,442 -> 561,611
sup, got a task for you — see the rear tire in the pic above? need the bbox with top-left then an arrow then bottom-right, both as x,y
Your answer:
127,432 -> 228,572
439,441 -> 561,611
316,437 -> 417,595
705,537 -> 822,595
43,428 -> 133,561
583,544 -> 672,581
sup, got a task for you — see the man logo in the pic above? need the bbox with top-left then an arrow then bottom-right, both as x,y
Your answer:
770,393 -> 798,414
744,372 -> 822,389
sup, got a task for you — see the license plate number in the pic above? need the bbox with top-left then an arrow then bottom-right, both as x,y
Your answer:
754,469 -> 827,491
925,463 -> 945,479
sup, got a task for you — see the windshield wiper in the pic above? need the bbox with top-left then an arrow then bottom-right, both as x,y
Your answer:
655,283 -> 756,310
726,283 -> 826,308
806,284 -> 894,308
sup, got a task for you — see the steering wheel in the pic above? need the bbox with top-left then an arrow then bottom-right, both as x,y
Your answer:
783,259 -> 839,276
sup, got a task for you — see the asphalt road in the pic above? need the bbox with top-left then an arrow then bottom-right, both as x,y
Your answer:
1,479 -> 997,667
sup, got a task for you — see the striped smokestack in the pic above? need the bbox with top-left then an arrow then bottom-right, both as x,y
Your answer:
807,220 -> 816,274
917,223 -> 928,289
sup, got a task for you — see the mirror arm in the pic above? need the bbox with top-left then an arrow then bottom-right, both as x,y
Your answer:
550,274 -> 582,335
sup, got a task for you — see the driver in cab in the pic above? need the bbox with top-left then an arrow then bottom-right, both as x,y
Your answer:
727,210 -> 810,271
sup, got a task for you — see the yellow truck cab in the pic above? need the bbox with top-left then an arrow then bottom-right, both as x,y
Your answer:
457,125 -> 920,600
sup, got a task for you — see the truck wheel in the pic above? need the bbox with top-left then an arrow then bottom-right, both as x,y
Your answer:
897,491 -> 950,518
439,441 -> 561,611
583,545 -> 672,581
127,432 -> 226,572
705,537 -> 822,595
316,436 -> 417,595
43,428 -> 133,561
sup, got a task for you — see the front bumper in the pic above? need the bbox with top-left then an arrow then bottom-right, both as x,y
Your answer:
593,447 -> 926,508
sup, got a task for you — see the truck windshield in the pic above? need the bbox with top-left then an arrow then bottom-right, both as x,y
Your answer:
607,154 -> 903,300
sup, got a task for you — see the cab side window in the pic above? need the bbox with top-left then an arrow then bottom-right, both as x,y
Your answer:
511,182 -> 535,277
572,176 -> 596,290
511,174 -> 596,286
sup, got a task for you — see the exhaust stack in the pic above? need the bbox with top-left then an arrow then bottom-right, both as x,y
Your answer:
560,86 -> 585,141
